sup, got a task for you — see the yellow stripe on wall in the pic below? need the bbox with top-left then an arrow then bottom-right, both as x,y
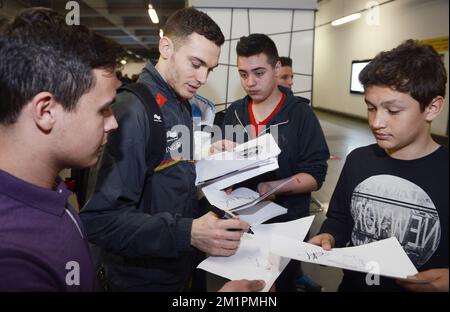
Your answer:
418,36 -> 449,52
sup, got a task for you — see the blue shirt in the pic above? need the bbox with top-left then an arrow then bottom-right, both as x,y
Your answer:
0,170 -> 96,291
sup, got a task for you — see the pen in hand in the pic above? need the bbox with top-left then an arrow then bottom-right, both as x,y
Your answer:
211,205 -> 254,235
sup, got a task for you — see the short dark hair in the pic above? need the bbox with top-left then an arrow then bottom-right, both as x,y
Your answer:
279,56 -> 292,67
0,7 -> 124,125
163,7 -> 224,47
236,34 -> 279,67
359,39 -> 447,111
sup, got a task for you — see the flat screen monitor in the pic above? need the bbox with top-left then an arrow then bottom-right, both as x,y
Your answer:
350,60 -> 371,94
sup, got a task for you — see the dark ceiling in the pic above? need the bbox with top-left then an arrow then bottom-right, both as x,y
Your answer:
0,0 -> 187,60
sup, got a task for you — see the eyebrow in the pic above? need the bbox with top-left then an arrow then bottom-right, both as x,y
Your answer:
191,56 -> 207,67
364,98 -> 402,106
251,67 -> 266,72
238,67 -> 267,74
191,56 -> 218,71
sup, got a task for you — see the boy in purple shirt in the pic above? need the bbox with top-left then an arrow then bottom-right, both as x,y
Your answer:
0,8 -> 123,291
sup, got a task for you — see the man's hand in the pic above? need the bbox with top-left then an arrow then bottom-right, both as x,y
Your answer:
257,182 -> 276,201
219,279 -> 265,292
191,212 -> 250,256
396,268 -> 449,292
308,233 -> 335,251
209,139 -> 237,155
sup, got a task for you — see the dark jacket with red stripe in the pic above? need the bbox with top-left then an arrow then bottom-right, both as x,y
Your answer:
80,62 -> 199,291
222,86 -> 330,222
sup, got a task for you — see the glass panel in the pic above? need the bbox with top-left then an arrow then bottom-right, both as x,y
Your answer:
250,9 -> 292,34
219,41 -> 230,65
198,65 -> 228,105
200,8 -> 232,40
232,9 -> 250,39
292,75 -> 312,94
269,33 -> 291,58
290,30 -> 314,75
293,10 -> 315,31
227,66 -> 247,105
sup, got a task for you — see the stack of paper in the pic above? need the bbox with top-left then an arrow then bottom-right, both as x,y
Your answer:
197,133 -> 287,226
233,201 -> 287,226
195,133 -> 281,190
198,215 -> 419,291
270,236 -> 418,280
201,182 -> 291,226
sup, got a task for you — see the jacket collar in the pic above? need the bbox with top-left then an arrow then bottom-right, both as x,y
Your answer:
139,62 -> 179,100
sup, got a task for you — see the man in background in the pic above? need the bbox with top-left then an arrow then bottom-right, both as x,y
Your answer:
277,56 -> 294,89
80,7 -> 252,291
222,34 -> 329,292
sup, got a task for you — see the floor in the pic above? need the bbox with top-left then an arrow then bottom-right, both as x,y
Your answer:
205,109 -> 377,292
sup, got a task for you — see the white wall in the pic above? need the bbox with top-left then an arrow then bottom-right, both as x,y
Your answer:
313,0 -> 449,136
189,1 -> 316,111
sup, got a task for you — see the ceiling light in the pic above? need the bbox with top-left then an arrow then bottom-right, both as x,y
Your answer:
120,59 -> 127,65
148,4 -> 159,24
159,29 -> 164,38
331,13 -> 361,26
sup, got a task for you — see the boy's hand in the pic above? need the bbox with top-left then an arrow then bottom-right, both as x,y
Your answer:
219,279 -> 265,292
257,182 -> 276,201
396,268 -> 449,292
209,139 -> 237,155
308,233 -> 335,250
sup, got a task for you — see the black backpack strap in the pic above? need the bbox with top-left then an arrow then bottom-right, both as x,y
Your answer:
90,83 -> 166,288
117,82 -> 166,170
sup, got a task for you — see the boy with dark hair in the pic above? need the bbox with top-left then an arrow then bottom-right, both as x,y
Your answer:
0,7 -> 123,291
80,7 -> 252,291
222,33 -> 330,291
277,56 -> 294,89
310,40 -> 448,292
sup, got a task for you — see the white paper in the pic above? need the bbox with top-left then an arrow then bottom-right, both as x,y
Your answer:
270,236 -> 418,279
197,216 -> 315,292
202,187 -> 260,211
235,201 -> 287,226
195,133 -> 281,186
203,158 -> 278,190
195,159 -> 254,185
231,176 -> 296,212
197,234 -> 288,292
252,216 -> 314,244
202,186 -> 287,226
208,133 -> 281,161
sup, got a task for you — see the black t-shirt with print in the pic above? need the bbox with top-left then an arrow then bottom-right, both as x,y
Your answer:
321,144 -> 449,291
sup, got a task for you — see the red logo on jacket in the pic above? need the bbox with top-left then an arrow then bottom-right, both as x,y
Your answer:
156,92 -> 168,107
